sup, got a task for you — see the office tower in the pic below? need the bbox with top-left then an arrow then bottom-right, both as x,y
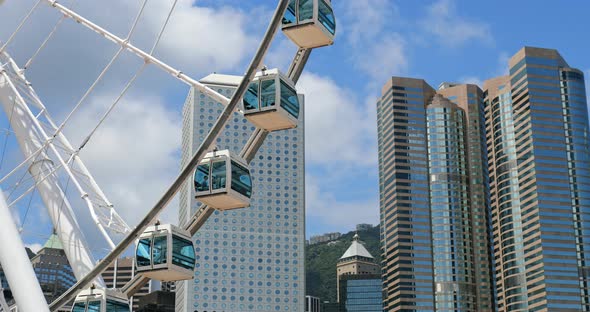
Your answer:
436,84 -> 494,310
30,234 -> 77,311
102,257 -> 151,310
177,74 -> 305,312
377,78 -> 494,311
336,234 -> 382,312
484,47 -> 590,311
337,275 -> 383,312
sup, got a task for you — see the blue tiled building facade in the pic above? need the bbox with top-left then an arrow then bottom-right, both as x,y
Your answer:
177,74 -> 305,312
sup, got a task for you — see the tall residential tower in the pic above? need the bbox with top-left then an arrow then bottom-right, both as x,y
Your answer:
177,74 -> 305,312
377,78 -> 493,311
378,46 -> 589,312
484,47 -> 590,311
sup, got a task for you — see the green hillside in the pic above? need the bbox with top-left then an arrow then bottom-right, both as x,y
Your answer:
305,225 -> 381,303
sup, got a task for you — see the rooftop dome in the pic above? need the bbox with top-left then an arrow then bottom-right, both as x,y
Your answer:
43,232 -> 64,250
340,233 -> 374,260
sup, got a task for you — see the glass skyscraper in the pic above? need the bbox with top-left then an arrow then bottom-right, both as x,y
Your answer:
338,275 -> 383,312
377,78 -> 493,311
378,46 -> 589,312
484,47 -> 590,311
177,74 -> 305,312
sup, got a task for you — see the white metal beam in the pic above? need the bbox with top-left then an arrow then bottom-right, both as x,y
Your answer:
43,0 -> 233,108
0,189 -> 50,312
49,1 -> 291,309
0,62 -> 105,287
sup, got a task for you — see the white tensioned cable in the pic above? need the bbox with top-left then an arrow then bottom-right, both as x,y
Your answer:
60,0 -> 180,246
23,0 -> 78,70
149,0 -> 178,55
23,15 -> 66,70
0,0 -> 148,186
0,0 -> 43,53
25,0 -> 142,71
44,0 -> 231,106
7,153 -> 72,208
79,0 -> 178,151
0,98 -> 17,170
65,0 -> 179,246
49,0 -> 148,144
19,186 -> 37,231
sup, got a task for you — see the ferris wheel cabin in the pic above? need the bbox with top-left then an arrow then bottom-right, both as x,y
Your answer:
243,68 -> 300,131
135,224 -> 196,282
194,150 -> 252,210
71,288 -> 128,312
282,0 -> 336,48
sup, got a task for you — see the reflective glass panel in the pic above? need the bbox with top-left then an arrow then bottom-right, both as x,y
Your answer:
136,238 -> 151,267
172,235 -> 196,270
243,81 -> 259,111
318,0 -> 336,35
194,163 -> 210,192
298,0 -> 313,21
211,159 -> 227,191
231,161 -> 252,198
153,235 -> 168,265
282,0 -> 297,25
279,80 -> 299,118
106,300 -> 129,312
87,301 -> 101,312
72,302 -> 86,312
260,79 -> 276,108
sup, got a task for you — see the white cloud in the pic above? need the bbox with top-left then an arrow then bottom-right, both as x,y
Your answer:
496,52 -> 510,76
265,38 -> 298,73
138,1 -> 257,73
25,243 -> 43,253
298,72 -> 376,165
65,93 -> 181,227
0,0 -> 262,250
356,34 -> 408,85
338,0 -> 408,84
298,73 -> 380,234
457,52 -> 510,87
420,0 -> 492,47
342,0 -> 398,46
0,0 -> 259,103
305,173 -> 379,232
460,76 -> 483,87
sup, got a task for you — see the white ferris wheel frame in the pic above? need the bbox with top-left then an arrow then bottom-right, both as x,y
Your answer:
0,0 -> 325,310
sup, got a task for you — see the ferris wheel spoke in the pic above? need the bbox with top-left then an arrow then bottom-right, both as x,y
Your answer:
1,0 -> 333,308
0,0 -> 43,53
128,12 -> 316,298
50,0 -> 292,308
7,155 -> 69,208
43,0 -> 233,108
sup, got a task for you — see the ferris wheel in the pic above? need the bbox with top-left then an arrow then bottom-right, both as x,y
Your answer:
0,0 -> 336,311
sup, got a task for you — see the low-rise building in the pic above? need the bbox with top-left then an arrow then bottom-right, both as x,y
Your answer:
355,224 -> 373,232
102,257 -> 152,310
336,234 -> 382,312
310,232 -> 342,245
305,295 -> 321,312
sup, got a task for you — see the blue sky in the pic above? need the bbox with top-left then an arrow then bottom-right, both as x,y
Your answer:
0,0 -> 589,255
